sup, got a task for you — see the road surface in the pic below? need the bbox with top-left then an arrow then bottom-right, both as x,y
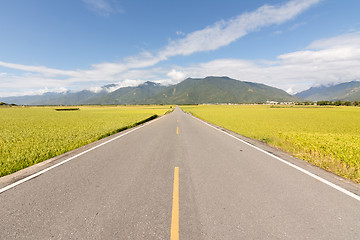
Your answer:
1,106 -> 360,239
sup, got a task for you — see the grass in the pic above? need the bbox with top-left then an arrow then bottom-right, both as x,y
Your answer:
181,105 -> 360,183
0,105 -> 172,177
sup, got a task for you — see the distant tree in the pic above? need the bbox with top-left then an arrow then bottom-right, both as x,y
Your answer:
334,100 -> 342,106
317,101 -> 331,106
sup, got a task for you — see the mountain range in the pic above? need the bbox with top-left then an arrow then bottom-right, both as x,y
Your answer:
146,77 -> 299,104
2,77 -> 360,105
0,77 -> 298,105
295,81 -> 360,101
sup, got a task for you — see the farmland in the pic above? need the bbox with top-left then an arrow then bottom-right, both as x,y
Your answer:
181,105 -> 360,183
0,105 -> 172,177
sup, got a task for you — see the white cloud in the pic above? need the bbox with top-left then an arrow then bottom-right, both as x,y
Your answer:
286,88 -> 294,94
88,79 -> 146,93
0,61 -> 78,77
158,0 -> 321,58
88,86 -> 104,93
37,87 -> 68,94
167,69 -> 187,83
0,87 -> 68,97
307,31 -> 360,49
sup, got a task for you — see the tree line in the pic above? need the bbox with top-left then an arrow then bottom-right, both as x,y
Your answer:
296,100 -> 360,106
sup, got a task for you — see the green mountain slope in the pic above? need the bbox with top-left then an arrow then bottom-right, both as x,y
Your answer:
0,90 -> 104,105
295,81 -> 360,101
148,76 -> 299,104
85,81 -> 167,104
55,90 -> 106,105
0,82 -> 164,105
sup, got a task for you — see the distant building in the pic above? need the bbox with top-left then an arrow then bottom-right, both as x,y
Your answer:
266,101 -> 279,105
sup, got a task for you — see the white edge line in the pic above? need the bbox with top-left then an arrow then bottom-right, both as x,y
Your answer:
0,115 -> 165,194
191,115 -> 360,202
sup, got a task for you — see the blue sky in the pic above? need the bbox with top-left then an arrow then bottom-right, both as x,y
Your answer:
1,0 -> 360,97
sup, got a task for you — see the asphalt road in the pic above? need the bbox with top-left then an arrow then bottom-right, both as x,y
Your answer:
1,106 -> 360,239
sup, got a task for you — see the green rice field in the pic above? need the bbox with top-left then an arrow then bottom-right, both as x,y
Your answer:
181,105 -> 360,183
0,105 -> 172,177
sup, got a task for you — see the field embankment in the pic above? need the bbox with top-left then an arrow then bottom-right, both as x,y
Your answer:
181,105 -> 360,183
0,105 -> 172,177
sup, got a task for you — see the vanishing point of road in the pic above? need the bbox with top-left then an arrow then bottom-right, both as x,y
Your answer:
1,106 -> 360,239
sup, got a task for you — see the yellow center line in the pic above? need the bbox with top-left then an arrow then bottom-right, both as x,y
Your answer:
176,126 -> 179,135
171,167 -> 179,240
